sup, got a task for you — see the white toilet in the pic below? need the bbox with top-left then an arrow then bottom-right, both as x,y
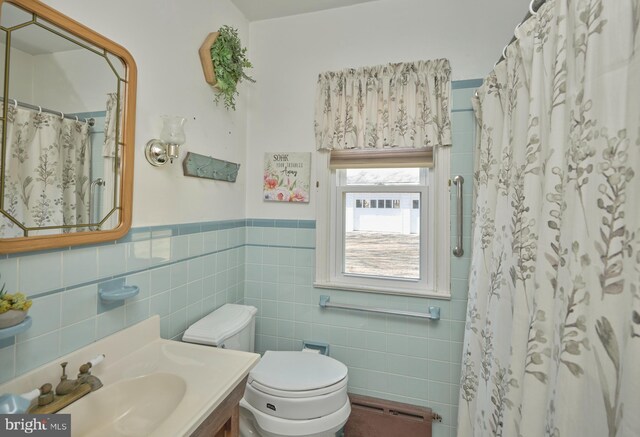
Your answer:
183,304 -> 351,437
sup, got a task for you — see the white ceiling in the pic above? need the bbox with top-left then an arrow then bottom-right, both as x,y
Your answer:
230,0 -> 380,21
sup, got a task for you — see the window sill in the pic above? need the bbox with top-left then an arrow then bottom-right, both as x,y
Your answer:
313,281 -> 451,300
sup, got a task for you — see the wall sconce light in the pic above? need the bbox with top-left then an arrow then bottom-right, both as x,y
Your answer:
145,116 -> 187,166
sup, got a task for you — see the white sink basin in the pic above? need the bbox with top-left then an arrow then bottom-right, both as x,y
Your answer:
0,316 -> 260,437
61,373 -> 186,437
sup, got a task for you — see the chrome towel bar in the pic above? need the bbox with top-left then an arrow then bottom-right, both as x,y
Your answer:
319,295 -> 440,320
452,175 -> 465,257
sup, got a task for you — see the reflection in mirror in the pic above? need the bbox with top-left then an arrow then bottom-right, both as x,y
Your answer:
106,52 -> 126,81
0,1 -> 31,28
34,14 -> 105,55
0,1 -> 127,239
0,30 -> 5,93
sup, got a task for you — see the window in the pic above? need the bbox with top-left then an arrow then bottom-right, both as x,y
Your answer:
342,169 -> 426,281
313,59 -> 452,298
315,148 -> 451,298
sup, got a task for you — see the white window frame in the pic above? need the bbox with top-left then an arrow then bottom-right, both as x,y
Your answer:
315,147 -> 451,299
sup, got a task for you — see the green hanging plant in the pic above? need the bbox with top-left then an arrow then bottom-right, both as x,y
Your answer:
209,25 -> 255,111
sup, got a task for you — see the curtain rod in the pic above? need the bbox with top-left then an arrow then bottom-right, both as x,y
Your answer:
496,0 -> 547,65
1,97 -> 95,127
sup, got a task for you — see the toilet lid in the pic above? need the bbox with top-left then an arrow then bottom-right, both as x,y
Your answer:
249,351 -> 348,392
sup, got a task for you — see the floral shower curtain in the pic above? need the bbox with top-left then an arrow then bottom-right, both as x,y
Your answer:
458,0 -> 640,436
1,105 -> 91,237
100,93 -> 120,230
314,59 -> 452,150
102,93 -> 118,158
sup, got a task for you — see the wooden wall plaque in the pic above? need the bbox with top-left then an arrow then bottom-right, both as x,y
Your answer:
182,152 -> 241,182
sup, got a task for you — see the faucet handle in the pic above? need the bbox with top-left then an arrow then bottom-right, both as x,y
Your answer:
78,354 -> 105,376
59,362 -> 68,380
37,384 -> 54,407
88,354 -> 105,367
78,363 -> 91,375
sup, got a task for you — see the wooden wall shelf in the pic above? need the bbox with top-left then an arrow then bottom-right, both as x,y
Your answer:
199,32 -> 220,87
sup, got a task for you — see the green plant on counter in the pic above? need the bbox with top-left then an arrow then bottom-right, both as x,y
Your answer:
0,280 -> 32,314
210,25 -> 255,110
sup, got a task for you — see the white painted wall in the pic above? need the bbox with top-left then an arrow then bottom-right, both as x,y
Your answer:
245,0 -> 528,219
3,43 -> 112,113
41,0 -> 251,226
24,0 -> 529,226
2,44 -> 35,102
32,49 -> 116,113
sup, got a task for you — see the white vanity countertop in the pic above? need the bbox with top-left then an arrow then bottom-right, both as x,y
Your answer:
0,315 -> 260,436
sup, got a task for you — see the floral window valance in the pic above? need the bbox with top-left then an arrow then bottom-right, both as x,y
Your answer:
314,58 -> 452,151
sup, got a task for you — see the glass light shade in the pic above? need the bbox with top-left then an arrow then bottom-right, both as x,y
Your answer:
160,116 -> 186,145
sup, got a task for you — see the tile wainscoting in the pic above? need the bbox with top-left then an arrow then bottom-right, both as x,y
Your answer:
0,220 -> 248,382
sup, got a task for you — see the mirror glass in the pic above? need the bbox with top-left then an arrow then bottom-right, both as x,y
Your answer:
0,2 -> 129,238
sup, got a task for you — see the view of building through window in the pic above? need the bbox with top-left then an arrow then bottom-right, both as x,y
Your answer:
343,169 -> 423,280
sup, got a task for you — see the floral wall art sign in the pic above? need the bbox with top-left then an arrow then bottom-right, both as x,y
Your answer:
263,152 -> 311,203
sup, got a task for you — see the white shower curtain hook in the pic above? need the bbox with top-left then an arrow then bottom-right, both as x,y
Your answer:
84,118 -> 89,125
37,106 -> 42,114
502,45 -> 508,59
59,111 -> 65,120
75,115 -> 79,122
12,99 -> 18,109
529,0 -> 538,15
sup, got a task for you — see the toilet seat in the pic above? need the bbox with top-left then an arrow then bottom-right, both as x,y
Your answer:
244,351 -> 349,420
244,378 -> 348,420
249,377 -> 347,399
248,351 -> 348,392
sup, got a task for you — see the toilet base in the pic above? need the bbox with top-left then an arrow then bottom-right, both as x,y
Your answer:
239,398 -> 350,437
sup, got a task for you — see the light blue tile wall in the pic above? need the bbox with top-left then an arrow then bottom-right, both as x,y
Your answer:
244,82 -> 478,437
0,81 -> 478,437
0,221 -> 247,384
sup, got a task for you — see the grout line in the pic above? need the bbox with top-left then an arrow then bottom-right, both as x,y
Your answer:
28,241 -> 313,301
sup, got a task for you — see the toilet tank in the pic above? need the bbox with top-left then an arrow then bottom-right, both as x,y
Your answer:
182,304 -> 257,352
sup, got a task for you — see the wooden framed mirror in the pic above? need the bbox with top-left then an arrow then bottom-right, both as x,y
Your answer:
0,0 -> 136,253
